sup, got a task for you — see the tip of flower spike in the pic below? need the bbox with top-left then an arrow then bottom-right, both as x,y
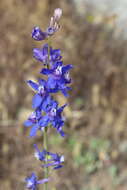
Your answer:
54,8 -> 62,21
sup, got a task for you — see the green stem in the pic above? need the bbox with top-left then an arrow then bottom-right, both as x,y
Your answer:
47,38 -> 51,69
43,38 -> 51,190
43,127 -> 48,190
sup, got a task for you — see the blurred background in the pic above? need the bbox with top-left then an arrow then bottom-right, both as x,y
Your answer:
1,0 -> 127,189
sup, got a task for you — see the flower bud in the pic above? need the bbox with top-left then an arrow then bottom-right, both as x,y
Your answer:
54,8 -> 62,21
32,26 -> 47,41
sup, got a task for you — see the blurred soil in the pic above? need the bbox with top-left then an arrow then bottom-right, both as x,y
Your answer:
1,0 -> 127,190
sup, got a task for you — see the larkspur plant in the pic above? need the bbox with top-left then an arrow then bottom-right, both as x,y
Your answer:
24,8 -> 73,190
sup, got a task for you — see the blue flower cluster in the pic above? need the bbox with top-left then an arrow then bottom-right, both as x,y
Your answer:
34,144 -> 64,169
32,8 -> 62,41
24,8 -> 73,190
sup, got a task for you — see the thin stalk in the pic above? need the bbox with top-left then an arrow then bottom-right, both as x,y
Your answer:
43,38 -> 51,190
43,127 -> 48,190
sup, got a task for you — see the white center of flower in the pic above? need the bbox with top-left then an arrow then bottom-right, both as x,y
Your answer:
55,66 -> 62,75
29,112 -> 36,121
65,71 -> 70,81
27,180 -> 33,188
60,155 -> 64,162
40,127 -> 45,131
34,152 -> 40,160
50,108 -> 56,117
38,85 -> 45,95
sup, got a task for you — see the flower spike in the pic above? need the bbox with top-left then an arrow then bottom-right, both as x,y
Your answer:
24,8 -> 73,190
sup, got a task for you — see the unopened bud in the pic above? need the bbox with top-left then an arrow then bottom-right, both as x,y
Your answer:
54,8 -> 62,21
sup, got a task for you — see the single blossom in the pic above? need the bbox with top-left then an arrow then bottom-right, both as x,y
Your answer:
41,61 -> 73,96
24,96 -> 62,137
39,99 -> 67,137
33,44 -> 62,65
33,145 -> 64,170
34,144 -> 47,161
25,173 -> 49,190
43,152 -> 64,169
33,44 -> 49,65
50,47 -> 62,63
24,109 -> 46,137
32,26 -> 47,41
27,78 -> 50,109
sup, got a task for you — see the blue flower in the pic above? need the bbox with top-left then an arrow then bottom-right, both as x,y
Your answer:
41,62 -> 73,96
24,97 -> 60,137
24,110 -> 41,137
34,144 -> 47,161
43,152 -> 64,170
50,47 -> 62,63
24,109 -> 47,137
33,44 -> 62,65
25,173 -> 49,190
39,100 -> 67,137
27,78 -> 50,109
33,44 -> 49,65
33,145 -> 64,170
32,27 -> 47,41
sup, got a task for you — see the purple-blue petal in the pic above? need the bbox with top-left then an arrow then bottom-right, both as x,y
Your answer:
32,94 -> 42,109
27,80 -> 38,91
52,100 -> 58,109
40,68 -> 53,75
39,115 -> 49,127
47,77 -> 57,89
50,49 -> 62,61
60,86 -> 71,96
42,44 -> 48,55
42,162 -> 55,167
49,88 -> 59,93
52,61 -> 63,69
37,178 -> 49,184
53,165 -> 63,170
34,144 -> 40,152
58,130 -> 65,137
61,88 -> 69,97
25,172 -> 37,183
32,26 -> 47,41
62,64 -> 73,74
29,124 -> 39,137
38,79 -> 46,86
24,120 -> 33,127
46,27 -> 56,36
33,48 -> 44,62
58,104 -> 67,113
